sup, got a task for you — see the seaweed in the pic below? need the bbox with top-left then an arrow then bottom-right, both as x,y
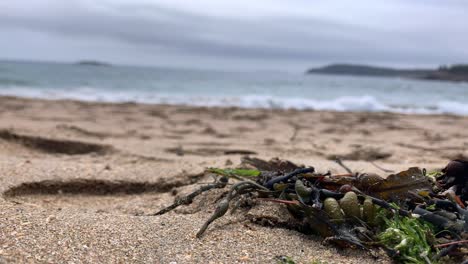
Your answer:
154,158 -> 468,263
378,214 -> 437,264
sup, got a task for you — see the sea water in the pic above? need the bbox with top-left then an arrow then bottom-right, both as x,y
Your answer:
1,60 -> 468,115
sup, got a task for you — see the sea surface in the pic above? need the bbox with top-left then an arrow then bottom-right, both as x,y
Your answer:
1,60 -> 468,115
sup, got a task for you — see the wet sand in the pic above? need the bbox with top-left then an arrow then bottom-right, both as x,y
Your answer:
1,96 -> 467,263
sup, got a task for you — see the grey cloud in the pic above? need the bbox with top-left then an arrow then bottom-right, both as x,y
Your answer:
0,0 -> 467,71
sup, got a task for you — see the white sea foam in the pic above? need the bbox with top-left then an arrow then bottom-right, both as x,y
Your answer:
436,101 -> 468,115
1,85 -> 468,116
3,61 -> 468,115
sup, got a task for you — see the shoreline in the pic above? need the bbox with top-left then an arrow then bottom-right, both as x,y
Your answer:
1,94 -> 467,118
1,96 -> 467,263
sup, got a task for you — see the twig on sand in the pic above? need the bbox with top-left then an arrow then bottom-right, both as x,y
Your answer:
289,123 -> 300,142
435,240 -> 468,248
334,158 -> 353,174
151,176 -> 229,216
370,161 -> 394,173
396,143 -> 464,152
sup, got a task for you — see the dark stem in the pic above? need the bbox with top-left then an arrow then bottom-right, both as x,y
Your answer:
370,161 -> 394,173
334,159 -> 353,174
264,167 -> 315,189
151,177 -> 228,216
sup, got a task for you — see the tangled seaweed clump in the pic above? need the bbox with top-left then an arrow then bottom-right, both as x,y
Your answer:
155,157 -> 468,263
378,215 -> 435,263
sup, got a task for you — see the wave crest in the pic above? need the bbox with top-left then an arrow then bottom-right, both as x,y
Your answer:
1,86 -> 468,116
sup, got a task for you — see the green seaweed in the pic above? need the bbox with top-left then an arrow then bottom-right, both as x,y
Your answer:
425,170 -> 443,179
378,214 -> 437,264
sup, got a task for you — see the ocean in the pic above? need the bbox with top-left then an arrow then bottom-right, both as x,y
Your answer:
1,60 -> 468,115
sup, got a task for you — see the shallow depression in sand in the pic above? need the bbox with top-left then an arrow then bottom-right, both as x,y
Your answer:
6,193 -> 167,215
2,178 -> 203,215
0,129 -> 112,155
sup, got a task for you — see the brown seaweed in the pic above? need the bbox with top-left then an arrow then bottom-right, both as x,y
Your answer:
154,157 -> 467,262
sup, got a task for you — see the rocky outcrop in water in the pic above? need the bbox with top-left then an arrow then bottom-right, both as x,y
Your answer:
306,63 -> 468,82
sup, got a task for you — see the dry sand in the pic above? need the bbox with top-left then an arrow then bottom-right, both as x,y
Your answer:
1,96 -> 467,263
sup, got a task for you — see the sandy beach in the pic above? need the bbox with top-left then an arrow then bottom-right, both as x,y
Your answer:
1,96 -> 467,263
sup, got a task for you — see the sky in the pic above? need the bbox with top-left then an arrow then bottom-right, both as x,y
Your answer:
0,0 -> 467,72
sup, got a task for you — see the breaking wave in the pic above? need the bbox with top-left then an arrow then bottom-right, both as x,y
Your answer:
1,85 -> 468,116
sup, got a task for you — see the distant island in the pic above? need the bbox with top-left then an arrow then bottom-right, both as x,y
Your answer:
306,64 -> 468,82
75,60 -> 111,67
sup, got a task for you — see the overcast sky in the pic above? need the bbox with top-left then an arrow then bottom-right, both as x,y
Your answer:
1,0 -> 467,72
